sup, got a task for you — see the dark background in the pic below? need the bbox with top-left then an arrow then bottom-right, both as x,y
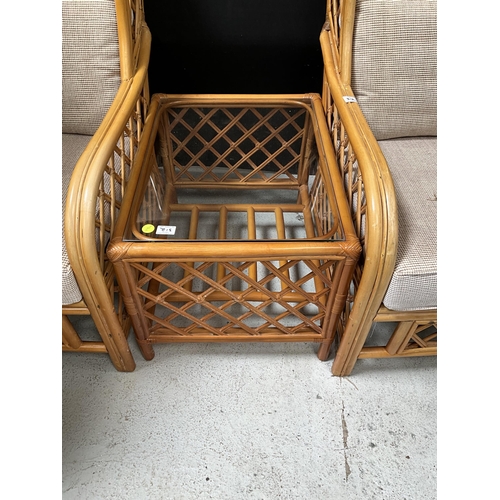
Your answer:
143,0 -> 326,95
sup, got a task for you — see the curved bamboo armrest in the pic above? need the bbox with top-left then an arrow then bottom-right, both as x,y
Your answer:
64,15 -> 151,369
319,25 -> 399,369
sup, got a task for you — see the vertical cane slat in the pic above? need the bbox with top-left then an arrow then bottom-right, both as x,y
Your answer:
182,207 -> 200,292
298,184 -> 327,304
246,207 -> 258,282
274,207 -> 290,290
217,206 -> 228,281
297,112 -> 313,185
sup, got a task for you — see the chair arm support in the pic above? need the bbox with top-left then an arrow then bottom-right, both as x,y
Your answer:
64,23 -> 151,331
320,27 -> 399,364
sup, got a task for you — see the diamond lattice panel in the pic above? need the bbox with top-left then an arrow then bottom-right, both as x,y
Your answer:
131,257 -> 338,339
165,107 -> 307,184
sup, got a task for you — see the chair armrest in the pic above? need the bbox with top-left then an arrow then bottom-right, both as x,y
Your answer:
64,18 -> 151,314
319,24 -> 398,332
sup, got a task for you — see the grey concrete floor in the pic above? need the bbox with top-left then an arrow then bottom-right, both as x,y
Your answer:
62,317 -> 437,499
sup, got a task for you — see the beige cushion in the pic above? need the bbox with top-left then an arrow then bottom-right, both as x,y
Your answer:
351,0 -> 437,140
62,0 -> 121,135
380,137 -> 437,311
62,134 -> 92,305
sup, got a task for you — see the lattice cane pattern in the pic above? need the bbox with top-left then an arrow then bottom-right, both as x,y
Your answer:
322,96 -> 366,342
97,91 -> 149,263
401,322 -> 437,353
96,88 -> 149,327
130,257 -> 341,340
323,0 -> 342,59
308,166 -> 342,238
326,100 -> 366,250
161,106 -> 308,186
95,0 -> 150,269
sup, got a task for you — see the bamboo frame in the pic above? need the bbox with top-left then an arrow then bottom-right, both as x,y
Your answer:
108,93 -> 361,362
62,0 -> 151,371
320,0 -> 437,376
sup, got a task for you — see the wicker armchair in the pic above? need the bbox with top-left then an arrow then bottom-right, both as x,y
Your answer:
320,0 -> 437,375
62,0 -> 151,371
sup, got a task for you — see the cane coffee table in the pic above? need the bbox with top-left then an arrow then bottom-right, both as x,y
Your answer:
108,94 -> 361,361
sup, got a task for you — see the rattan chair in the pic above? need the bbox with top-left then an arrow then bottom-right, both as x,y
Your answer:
320,0 -> 437,375
62,0 -> 151,371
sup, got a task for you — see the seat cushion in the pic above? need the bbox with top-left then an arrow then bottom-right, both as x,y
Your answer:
380,137 -> 437,311
62,134 -> 92,305
351,0 -> 437,140
62,0 -> 121,135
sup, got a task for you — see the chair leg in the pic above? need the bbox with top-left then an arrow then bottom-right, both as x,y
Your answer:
91,308 -> 136,371
331,314 -> 374,376
317,338 -> 333,361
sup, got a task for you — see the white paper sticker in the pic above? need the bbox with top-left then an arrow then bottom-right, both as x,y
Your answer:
343,96 -> 357,103
156,225 -> 176,235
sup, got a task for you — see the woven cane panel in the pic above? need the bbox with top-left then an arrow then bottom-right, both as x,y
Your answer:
162,107 -> 307,186
132,258 -> 339,340
321,99 -> 366,340
403,322 -> 437,352
62,0 -> 121,135
95,94 -> 149,267
351,0 -> 437,140
363,320 -> 437,352
329,102 -> 366,249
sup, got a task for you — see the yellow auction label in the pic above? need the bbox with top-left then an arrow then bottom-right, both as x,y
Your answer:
141,224 -> 155,234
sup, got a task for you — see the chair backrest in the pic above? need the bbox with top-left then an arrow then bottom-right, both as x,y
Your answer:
350,0 -> 437,140
62,0 -> 122,136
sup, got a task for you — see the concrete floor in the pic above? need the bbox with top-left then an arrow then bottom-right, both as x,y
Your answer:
62,317 -> 437,499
